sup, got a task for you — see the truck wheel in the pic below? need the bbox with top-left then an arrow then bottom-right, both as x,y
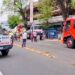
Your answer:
66,38 -> 75,48
1,50 -> 9,56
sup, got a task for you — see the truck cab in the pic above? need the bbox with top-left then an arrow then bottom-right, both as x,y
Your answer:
62,17 -> 75,48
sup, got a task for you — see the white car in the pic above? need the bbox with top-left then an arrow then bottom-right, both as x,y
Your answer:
0,29 -> 13,56
27,25 -> 45,39
30,25 -> 43,33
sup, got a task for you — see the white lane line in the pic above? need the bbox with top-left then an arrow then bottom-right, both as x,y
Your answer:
0,72 -> 3,75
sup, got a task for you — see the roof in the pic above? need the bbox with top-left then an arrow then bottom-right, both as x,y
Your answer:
66,15 -> 75,20
27,16 -> 64,25
48,16 -> 64,23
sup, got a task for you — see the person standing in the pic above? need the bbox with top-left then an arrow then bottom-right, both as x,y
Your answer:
30,31 -> 37,42
40,32 -> 43,40
22,31 -> 27,47
30,31 -> 34,42
33,31 -> 37,42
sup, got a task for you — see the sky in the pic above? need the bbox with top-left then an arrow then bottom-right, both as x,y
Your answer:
0,0 -> 7,22
0,0 -> 2,6
33,0 -> 38,2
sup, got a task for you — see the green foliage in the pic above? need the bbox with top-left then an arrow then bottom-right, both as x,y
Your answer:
71,0 -> 75,9
3,0 -> 28,28
38,0 -> 55,21
8,15 -> 22,29
3,0 -> 27,10
0,24 -> 2,29
3,0 -> 8,5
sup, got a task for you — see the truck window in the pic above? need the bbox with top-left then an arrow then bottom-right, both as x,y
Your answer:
74,20 -> 75,28
66,21 -> 70,30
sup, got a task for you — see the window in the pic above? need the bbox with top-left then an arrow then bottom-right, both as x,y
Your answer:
66,21 -> 70,30
74,20 -> 75,28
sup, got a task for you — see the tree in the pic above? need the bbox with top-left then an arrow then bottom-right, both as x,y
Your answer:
0,24 -> 2,29
38,0 -> 75,21
8,15 -> 22,29
56,0 -> 72,20
3,0 -> 28,28
38,0 -> 55,25
71,0 -> 75,9
38,0 -> 75,20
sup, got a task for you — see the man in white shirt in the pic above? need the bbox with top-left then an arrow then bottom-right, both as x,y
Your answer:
22,31 -> 27,47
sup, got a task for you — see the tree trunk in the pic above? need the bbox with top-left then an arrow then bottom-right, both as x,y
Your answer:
56,0 -> 69,20
46,20 -> 49,26
19,8 -> 27,28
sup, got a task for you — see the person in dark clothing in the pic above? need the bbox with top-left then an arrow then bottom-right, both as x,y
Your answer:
40,32 -> 43,40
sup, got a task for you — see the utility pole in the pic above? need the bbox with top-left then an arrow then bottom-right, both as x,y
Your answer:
29,0 -> 33,24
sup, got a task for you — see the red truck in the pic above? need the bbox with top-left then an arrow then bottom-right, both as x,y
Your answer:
62,17 -> 75,48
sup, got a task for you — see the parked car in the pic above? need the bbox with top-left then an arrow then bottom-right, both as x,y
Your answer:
27,25 -> 44,39
0,29 -> 13,56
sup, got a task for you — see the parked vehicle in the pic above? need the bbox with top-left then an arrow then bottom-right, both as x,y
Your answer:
0,29 -> 13,56
62,17 -> 75,48
27,25 -> 44,39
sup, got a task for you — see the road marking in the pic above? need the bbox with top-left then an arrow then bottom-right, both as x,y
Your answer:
0,72 -> 3,75
14,43 -> 56,59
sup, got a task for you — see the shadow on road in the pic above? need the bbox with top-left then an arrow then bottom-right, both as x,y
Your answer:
0,54 -> 12,59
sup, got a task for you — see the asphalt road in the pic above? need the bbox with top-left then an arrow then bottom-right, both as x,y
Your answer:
0,39 -> 75,75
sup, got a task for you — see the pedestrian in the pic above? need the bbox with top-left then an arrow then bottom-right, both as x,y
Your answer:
16,32 -> 20,41
14,33 -> 17,41
30,31 -> 37,42
22,30 -> 27,47
33,31 -> 37,42
30,31 -> 34,42
9,31 -> 14,43
40,32 -> 43,40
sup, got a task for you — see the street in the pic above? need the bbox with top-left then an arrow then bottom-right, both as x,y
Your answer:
0,0 -> 75,75
0,39 -> 75,75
